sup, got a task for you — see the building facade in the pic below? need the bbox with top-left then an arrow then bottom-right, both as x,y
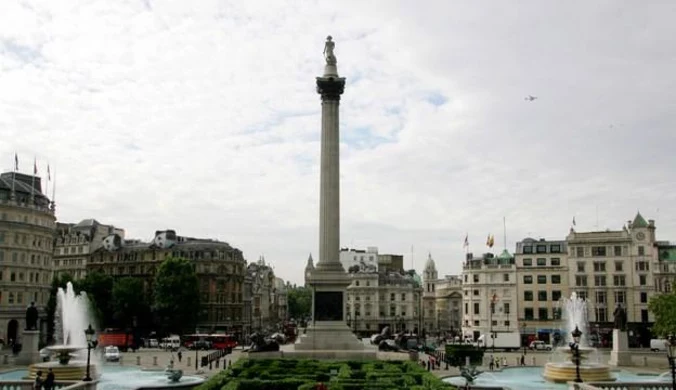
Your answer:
461,250 -> 518,342
339,247 -> 378,272
246,257 -> 277,332
421,254 -> 463,337
88,229 -> 247,335
654,241 -> 676,293
346,265 -> 422,337
0,172 -> 56,344
566,212 -> 657,347
53,219 -> 122,280
515,238 -> 569,345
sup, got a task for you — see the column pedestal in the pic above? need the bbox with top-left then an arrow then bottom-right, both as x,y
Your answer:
608,329 -> 632,366
16,330 -> 40,366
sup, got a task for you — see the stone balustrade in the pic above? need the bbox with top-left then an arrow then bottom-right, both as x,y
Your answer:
568,381 -> 673,390
0,380 -> 97,390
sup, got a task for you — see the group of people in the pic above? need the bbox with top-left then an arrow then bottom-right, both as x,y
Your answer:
33,368 -> 55,390
488,354 -> 527,370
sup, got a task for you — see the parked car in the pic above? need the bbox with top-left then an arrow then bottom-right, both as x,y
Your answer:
529,341 -> 552,351
651,339 -> 668,352
104,346 -> 121,362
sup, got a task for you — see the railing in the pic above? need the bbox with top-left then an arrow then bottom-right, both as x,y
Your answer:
569,382 -> 673,390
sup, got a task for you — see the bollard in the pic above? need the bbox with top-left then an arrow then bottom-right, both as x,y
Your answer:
153,356 -> 158,366
187,357 -> 191,367
465,356 -> 470,367
137,356 -> 141,366
643,356 -> 648,367
531,356 -> 536,366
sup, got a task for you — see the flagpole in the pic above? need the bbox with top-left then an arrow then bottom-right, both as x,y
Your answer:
11,153 -> 17,198
31,157 -> 36,202
503,217 -> 507,250
51,168 -> 56,207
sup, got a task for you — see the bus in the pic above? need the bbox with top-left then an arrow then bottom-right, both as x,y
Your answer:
182,334 -> 237,350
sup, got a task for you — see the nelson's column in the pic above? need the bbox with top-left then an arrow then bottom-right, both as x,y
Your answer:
294,36 -> 372,357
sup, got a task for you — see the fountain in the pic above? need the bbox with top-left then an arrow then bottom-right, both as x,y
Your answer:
542,292 -> 613,383
27,282 -> 98,381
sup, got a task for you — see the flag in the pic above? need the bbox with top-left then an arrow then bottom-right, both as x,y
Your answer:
14,153 -> 18,171
33,158 -> 38,175
572,217 -> 576,226
489,235 -> 495,248
463,234 -> 469,249
486,234 -> 491,247
47,164 -> 51,181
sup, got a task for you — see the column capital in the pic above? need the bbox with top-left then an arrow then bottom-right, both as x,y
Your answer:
316,76 -> 346,101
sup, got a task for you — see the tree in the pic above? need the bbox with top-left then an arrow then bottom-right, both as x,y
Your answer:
287,286 -> 312,321
77,271 -> 114,328
153,257 -> 200,335
112,277 -> 148,329
648,292 -> 676,337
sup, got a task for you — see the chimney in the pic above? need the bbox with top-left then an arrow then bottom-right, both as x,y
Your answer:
649,219 -> 655,227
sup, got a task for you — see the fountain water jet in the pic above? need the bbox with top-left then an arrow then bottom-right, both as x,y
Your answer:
543,292 -> 613,383
27,282 -> 99,380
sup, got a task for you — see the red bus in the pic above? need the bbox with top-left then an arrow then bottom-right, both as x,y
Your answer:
209,334 -> 237,349
182,333 -> 237,350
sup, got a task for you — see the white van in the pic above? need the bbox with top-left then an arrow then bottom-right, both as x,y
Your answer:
650,338 -> 668,352
161,335 -> 181,351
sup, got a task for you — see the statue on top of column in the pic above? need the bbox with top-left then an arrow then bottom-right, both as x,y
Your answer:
613,304 -> 627,331
323,36 -> 336,65
25,302 -> 39,331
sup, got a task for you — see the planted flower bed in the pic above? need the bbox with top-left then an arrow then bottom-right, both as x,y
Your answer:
196,358 -> 456,390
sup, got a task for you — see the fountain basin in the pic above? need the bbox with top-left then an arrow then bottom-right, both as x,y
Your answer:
543,346 -> 612,382
27,360 -> 99,381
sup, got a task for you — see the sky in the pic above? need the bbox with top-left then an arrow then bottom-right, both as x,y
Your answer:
2,1 -> 675,286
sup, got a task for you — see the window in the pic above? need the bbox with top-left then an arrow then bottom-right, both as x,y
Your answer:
537,275 -> 547,284
390,293 -> 395,301
538,291 -> 547,301
615,261 -> 623,272
577,291 -> 587,300
473,289 -> 479,296
538,308 -> 548,320
641,309 -> 649,323
523,246 -> 533,254
596,307 -> 607,322
594,275 -> 606,286
613,275 -> 626,286
523,258 -> 532,267
552,290 -> 562,301
592,246 -> 606,257
593,261 -> 606,272
491,320 -> 498,326
551,275 -> 561,284
577,262 -> 585,272
524,308 -> 534,320
638,246 -> 645,256
537,258 -> 547,266
614,246 -> 622,256
401,293 -> 406,301
576,247 -> 584,257
639,275 -> 647,286
636,261 -> 650,271
523,275 -> 533,284
503,303 -> 510,314
474,303 -> 480,315
504,320 -> 511,327
503,274 -> 510,282
576,275 -> 587,286
473,274 -> 479,282
551,244 -> 561,253
524,291 -> 533,301
551,258 -> 561,266
595,291 -> 606,304
464,303 -> 468,315
614,291 -> 626,304
355,281 -> 359,287
640,292 -> 648,303
536,245 -> 547,254
474,320 -> 480,326
464,275 -> 468,282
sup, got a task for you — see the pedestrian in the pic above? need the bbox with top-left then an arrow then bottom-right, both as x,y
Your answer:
34,371 -> 43,390
177,351 -> 182,363
489,359 -> 494,371
520,354 -> 525,366
44,369 -> 55,390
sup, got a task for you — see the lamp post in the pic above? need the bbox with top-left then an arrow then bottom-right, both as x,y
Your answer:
346,312 -> 351,329
354,311 -> 359,335
666,334 -> 676,389
83,324 -> 95,382
521,322 -> 527,355
569,325 -> 583,383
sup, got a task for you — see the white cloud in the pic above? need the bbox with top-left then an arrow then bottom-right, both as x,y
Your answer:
1,1 -> 675,285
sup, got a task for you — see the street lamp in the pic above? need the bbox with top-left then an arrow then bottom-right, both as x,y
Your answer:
83,324 -> 95,382
569,325 -> 583,383
666,334 -> 676,389
354,311 -> 359,335
521,322 -> 527,355
346,312 -> 351,328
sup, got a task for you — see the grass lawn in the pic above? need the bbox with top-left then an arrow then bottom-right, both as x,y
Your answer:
196,358 -> 456,390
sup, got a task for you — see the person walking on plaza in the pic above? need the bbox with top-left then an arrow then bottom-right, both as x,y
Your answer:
177,351 -> 182,363
520,354 -> 526,366
34,371 -> 43,390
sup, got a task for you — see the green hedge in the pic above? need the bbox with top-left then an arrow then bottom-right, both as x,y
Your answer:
195,358 -> 455,390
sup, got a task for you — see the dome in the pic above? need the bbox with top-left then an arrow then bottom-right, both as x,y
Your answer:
424,253 -> 436,270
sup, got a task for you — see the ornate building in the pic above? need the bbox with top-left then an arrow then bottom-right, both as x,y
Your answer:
422,254 -> 463,337
0,172 -> 56,344
346,261 -> 422,337
87,229 -> 246,335
246,256 -> 277,331
53,219 -> 122,280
